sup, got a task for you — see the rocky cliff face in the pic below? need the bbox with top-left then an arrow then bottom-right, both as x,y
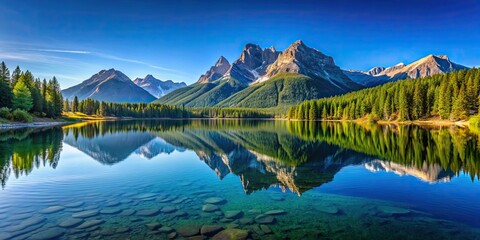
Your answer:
197,56 -> 231,83
345,55 -> 468,87
224,44 -> 281,84
134,74 -> 186,98
264,40 -> 357,91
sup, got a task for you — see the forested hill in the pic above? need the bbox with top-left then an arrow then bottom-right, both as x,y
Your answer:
288,68 -> 480,121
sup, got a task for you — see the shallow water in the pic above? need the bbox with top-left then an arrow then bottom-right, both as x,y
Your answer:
0,120 -> 479,240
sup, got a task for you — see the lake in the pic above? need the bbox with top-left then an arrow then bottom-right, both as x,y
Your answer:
0,120 -> 479,240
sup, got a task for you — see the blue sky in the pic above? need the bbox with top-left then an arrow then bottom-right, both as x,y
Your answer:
0,0 -> 479,88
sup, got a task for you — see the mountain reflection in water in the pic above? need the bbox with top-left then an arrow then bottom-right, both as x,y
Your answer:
1,120 -> 477,194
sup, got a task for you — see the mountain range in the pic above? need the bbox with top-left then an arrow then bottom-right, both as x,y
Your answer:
344,54 -> 468,87
133,75 -> 186,98
156,40 -> 363,108
61,69 -> 185,103
62,40 -> 469,106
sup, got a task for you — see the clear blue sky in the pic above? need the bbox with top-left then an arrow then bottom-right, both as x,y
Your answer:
0,0 -> 479,88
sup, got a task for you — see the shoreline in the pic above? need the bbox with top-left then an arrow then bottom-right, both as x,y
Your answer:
0,121 -> 71,130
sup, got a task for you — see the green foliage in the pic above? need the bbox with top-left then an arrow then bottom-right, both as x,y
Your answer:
289,68 -> 480,121
469,115 -> 480,129
218,73 -> 348,108
156,77 -> 247,107
0,107 -> 11,119
12,80 -> 33,111
0,61 -> 13,109
10,109 -> 32,122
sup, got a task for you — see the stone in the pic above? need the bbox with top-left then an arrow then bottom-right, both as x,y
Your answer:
72,210 -> 99,218
224,210 -> 243,219
220,218 -> 234,223
177,225 -> 200,237
264,210 -> 286,215
30,228 -> 64,240
137,209 -> 160,216
100,208 -> 121,214
239,217 -> 254,225
119,209 -> 136,216
202,204 -> 220,212
65,202 -> 84,208
168,232 -> 177,239
252,225 -> 265,236
204,197 -> 226,205
58,218 -> 84,228
188,236 -> 206,240
158,226 -> 174,233
212,229 -> 249,240
248,209 -> 262,214
146,222 -> 162,230
40,206 -> 65,214
172,211 -> 188,218
201,225 -> 224,236
161,206 -> 177,213
255,214 -> 275,224
260,225 -> 272,234
76,220 -> 105,229
5,216 -> 46,232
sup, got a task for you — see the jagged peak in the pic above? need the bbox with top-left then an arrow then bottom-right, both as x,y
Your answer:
216,56 -> 230,66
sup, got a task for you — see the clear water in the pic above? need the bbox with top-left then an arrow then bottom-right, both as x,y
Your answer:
1,120 -> 479,240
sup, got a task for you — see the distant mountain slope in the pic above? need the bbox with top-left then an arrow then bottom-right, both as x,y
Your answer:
197,56 -> 231,83
345,55 -> 469,87
158,40 -> 361,108
62,69 -> 156,103
133,75 -> 186,98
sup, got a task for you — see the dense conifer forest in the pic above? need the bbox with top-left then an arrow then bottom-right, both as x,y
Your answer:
288,68 -> 480,121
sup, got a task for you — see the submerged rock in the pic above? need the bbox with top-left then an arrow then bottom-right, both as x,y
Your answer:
158,226 -> 174,233
119,209 -> 136,216
204,197 -> 226,205
30,228 -> 64,240
146,222 -> 162,230
76,219 -> 105,229
260,225 -> 272,234
264,210 -> 286,216
65,202 -> 84,208
224,210 -> 243,219
201,225 -> 224,236
40,206 -> 65,214
137,209 -> 160,216
100,208 -> 121,214
116,227 -> 131,233
58,217 -> 84,228
161,206 -> 177,213
72,210 -> 99,218
202,204 -> 220,212
212,228 -> 249,240
255,214 -> 275,224
177,225 -> 200,237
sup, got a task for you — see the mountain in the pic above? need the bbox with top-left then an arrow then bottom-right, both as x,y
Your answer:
157,40 -> 361,108
218,40 -> 362,108
345,55 -> 469,87
133,75 -> 186,98
197,56 -> 231,83
62,69 -> 156,103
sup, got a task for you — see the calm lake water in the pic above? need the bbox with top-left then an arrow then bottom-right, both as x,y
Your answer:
1,120 -> 479,240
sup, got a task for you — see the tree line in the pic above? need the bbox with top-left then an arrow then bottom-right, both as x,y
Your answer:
288,68 -> 480,121
67,98 -> 273,119
0,62 -> 63,119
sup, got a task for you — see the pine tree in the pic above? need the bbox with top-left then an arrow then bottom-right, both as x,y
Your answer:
0,62 -> 13,108
321,105 -> 327,119
451,84 -> 468,120
73,96 -> 79,112
398,87 -> 409,121
11,66 -> 21,87
12,80 -> 33,111
383,95 -> 391,120
412,83 -> 424,120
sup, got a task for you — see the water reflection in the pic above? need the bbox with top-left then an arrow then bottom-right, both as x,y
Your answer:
1,120 -> 478,192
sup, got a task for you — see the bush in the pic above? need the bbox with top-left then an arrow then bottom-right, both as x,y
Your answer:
469,115 -> 480,129
0,107 -> 11,119
11,109 -> 33,123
